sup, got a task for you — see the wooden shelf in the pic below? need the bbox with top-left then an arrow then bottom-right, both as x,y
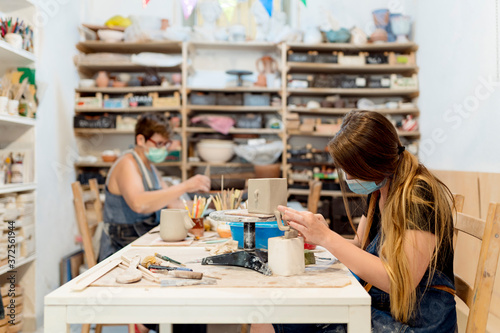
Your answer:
187,162 -> 252,168
76,41 -> 182,54
288,188 -> 364,198
75,128 -> 181,135
76,86 -> 181,94
287,87 -> 419,97
0,254 -> 36,276
188,41 -> 280,51
287,42 -> 418,52
0,40 -> 36,74
187,87 -> 281,93
187,105 -> 281,112
75,161 -> 182,168
0,114 -> 36,126
186,127 -> 282,135
287,130 -> 420,137
77,62 -> 182,73
0,183 -> 37,195
75,106 -> 181,113
288,62 -> 418,74
288,161 -> 334,167
288,107 -> 419,115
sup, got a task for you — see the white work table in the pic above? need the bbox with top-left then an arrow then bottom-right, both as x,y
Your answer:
44,234 -> 371,332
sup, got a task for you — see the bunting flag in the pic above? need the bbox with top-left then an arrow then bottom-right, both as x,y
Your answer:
181,0 -> 198,19
219,0 -> 237,22
259,0 -> 273,17
300,0 -> 307,6
143,0 -> 150,8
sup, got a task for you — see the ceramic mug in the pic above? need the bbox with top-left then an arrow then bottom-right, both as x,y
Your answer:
160,209 -> 195,242
7,100 -> 19,116
0,96 -> 8,114
5,33 -> 23,49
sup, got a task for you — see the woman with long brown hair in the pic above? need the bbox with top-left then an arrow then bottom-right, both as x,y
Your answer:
273,110 -> 457,332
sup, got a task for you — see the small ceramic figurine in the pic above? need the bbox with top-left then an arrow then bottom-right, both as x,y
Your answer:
95,71 -> 110,88
194,0 -> 222,41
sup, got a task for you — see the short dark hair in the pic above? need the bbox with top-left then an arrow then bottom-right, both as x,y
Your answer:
135,113 -> 171,144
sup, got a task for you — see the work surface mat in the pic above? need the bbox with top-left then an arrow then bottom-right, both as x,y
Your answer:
90,247 -> 351,289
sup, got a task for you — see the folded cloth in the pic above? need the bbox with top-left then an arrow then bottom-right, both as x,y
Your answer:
191,115 -> 235,135
131,52 -> 183,67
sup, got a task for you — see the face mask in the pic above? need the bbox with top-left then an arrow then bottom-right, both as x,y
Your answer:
145,147 -> 168,163
346,178 -> 387,195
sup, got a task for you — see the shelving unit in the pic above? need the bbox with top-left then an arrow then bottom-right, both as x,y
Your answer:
73,40 -> 421,194
0,2 -> 38,331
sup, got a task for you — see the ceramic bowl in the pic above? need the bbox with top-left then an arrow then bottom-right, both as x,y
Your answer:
79,79 -> 96,88
97,29 -> 125,42
197,140 -> 235,163
112,81 -> 127,88
325,28 -> 351,43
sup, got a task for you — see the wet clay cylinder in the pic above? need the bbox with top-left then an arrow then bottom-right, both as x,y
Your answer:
268,236 -> 305,276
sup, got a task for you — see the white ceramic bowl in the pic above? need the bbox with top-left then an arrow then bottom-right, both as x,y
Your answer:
197,140 -> 235,163
79,79 -> 96,88
97,29 -> 125,42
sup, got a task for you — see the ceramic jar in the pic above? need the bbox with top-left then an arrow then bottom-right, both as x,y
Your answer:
95,71 -> 110,88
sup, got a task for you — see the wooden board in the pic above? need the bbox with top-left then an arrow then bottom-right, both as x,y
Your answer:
90,247 -> 351,289
209,209 -> 277,223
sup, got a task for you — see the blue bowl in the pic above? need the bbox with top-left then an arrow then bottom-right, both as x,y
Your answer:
228,221 -> 285,249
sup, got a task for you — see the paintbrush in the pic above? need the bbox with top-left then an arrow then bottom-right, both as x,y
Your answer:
155,253 -> 185,267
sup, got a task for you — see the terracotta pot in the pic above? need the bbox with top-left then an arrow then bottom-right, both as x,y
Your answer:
254,164 -> 281,178
95,71 -> 110,88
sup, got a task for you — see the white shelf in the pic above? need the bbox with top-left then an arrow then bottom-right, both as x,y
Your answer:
0,254 -> 36,276
188,41 -> 280,51
288,87 -> 419,97
288,62 -> 418,74
187,87 -> 281,93
0,0 -> 36,12
0,40 -> 36,74
288,107 -> 419,115
0,183 -> 37,195
0,114 -> 36,126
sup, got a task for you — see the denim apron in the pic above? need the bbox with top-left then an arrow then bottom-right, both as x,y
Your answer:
98,150 -> 162,262
273,232 -> 457,333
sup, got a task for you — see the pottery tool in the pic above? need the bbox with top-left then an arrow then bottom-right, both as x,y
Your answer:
170,270 -> 203,280
141,255 -> 161,268
121,255 -> 159,283
182,199 -> 192,218
116,255 -> 142,284
146,264 -> 193,271
160,278 -> 217,287
72,259 -> 121,291
118,263 -> 159,283
204,165 -> 210,177
155,252 -> 185,267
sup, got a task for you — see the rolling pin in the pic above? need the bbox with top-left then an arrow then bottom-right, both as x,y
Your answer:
171,270 -> 203,280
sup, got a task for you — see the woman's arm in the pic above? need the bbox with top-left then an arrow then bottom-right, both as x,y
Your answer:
114,157 -> 209,214
278,206 -> 435,292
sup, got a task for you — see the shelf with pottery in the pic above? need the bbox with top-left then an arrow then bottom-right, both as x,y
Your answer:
186,161 -> 252,168
187,86 -> 281,93
74,161 -> 182,168
187,105 -> 281,113
76,40 -> 183,54
0,114 -> 36,126
74,106 -> 181,113
75,86 -> 181,94
287,87 -> 419,97
185,127 -> 282,135
74,128 -> 182,136
0,183 -> 37,195
187,41 -> 280,51
287,130 -> 420,138
287,187 -> 363,198
287,62 -> 418,74
288,107 -> 419,116
0,254 -> 36,276
77,62 -> 182,74
287,42 -> 418,52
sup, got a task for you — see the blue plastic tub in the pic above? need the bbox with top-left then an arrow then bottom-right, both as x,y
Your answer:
228,221 -> 285,249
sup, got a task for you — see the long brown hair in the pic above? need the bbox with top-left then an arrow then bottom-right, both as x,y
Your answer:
328,110 -> 454,323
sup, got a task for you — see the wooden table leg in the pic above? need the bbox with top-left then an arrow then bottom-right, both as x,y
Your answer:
159,323 -> 173,333
44,305 -> 70,333
347,306 -> 371,333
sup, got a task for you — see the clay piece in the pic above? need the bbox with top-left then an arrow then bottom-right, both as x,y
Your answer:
160,209 -> 195,242
268,236 -> 305,276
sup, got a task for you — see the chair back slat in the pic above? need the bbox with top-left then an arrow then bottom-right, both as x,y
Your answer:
455,213 -> 486,240
307,181 -> 322,214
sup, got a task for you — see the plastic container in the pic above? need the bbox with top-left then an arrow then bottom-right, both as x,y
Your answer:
243,93 -> 270,106
228,221 -> 285,249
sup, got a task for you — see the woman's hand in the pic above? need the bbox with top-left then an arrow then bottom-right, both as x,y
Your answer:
278,205 -> 331,246
183,174 -> 211,193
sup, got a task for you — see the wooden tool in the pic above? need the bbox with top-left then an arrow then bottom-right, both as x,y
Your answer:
116,255 -> 142,284
171,270 -> 203,280
72,259 -> 121,291
122,255 -> 160,283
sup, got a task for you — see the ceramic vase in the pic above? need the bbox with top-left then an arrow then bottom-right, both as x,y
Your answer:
95,71 -> 110,88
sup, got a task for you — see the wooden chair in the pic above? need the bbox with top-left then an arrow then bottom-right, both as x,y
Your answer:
453,194 -> 500,333
72,179 -> 134,333
307,180 -> 322,214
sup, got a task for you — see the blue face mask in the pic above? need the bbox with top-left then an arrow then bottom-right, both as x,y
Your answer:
346,178 -> 388,195
145,147 -> 168,163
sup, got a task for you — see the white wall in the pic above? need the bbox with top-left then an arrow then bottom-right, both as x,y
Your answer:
414,0 -> 500,173
35,0 -> 81,327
